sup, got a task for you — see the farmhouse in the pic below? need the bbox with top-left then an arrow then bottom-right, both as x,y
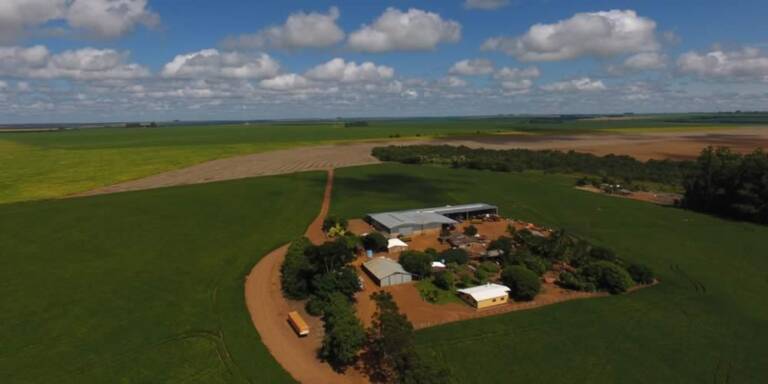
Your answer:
457,283 -> 511,309
362,257 -> 413,287
367,203 -> 498,236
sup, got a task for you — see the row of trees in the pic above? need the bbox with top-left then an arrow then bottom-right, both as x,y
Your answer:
681,147 -> 768,224
489,226 -> 655,295
372,145 -> 694,185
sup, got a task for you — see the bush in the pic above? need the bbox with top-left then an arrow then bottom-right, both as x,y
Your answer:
322,216 -> 348,232
556,271 -> 595,292
579,261 -> 634,294
457,272 -> 474,288
362,232 -> 388,252
474,268 -> 489,284
479,261 -> 500,273
440,248 -> 469,265
501,266 -> 541,301
399,251 -> 433,278
305,295 -> 326,316
627,263 -> 655,284
463,225 -> 478,236
433,270 -> 454,290
590,246 -> 618,262
488,236 -> 513,256
520,255 -> 549,276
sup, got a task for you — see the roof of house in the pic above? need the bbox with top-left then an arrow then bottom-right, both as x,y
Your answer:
387,238 -> 408,249
457,283 -> 511,302
363,257 -> 412,280
367,203 -> 497,230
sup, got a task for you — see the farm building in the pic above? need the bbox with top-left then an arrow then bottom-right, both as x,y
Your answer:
457,283 -> 511,309
362,257 -> 413,287
367,203 -> 498,235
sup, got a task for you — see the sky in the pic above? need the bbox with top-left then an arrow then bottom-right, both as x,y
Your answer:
1,0 -> 767,123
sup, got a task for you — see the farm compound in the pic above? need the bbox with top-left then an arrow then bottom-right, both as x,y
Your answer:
366,203 -> 499,236
362,257 -> 413,287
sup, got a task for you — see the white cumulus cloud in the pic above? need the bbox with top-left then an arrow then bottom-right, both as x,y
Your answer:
482,9 -> 659,61
493,66 -> 540,91
260,74 -> 311,91
541,77 -> 607,92
449,59 -> 494,76
348,8 -> 461,52
0,45 -> 149,80
464,0 -> 509,10
0,0 -> 158,41
221,7 -> 344,50
161,49 -> 280,79
677,47 -> 768,80
305,58 -> 394,82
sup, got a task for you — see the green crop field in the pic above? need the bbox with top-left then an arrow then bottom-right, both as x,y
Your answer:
330,164 -> 768,384
0,171 -> 327,383
0,115 -> 752,205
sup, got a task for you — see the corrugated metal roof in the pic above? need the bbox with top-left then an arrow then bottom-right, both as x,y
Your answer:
363,257 -> 412,280
368,211 -> 457,230
457,283 -> 511,301
367,203 -> 497,230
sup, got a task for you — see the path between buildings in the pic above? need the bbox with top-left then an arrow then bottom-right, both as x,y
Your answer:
244,170 -> 367,384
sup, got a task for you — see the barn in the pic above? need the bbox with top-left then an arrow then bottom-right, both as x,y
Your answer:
366,203 -> 498,236
362,257 -> 413,287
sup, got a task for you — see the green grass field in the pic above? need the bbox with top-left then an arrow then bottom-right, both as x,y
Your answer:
0,116 -> 750,205
330,164 -> 768,383
0,172 -> 327,383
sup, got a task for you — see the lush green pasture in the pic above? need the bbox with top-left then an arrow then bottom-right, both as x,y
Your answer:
0,116 -> 747,204
0,172 -> 327,383
330,164 -> 768,383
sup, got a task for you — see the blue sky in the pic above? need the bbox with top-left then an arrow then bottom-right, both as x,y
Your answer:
1,0 -> 767,123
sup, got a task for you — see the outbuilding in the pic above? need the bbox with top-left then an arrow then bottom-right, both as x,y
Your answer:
457,283 -> 511,309
362,257 -> 413,287
366,203 -> 498,236
387,238 -> 409,253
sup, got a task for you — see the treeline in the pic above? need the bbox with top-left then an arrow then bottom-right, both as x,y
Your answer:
372,145 -> 694,185
681,147 -> 768,224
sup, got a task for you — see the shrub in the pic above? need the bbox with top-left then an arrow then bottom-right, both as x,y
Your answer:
479,261 -> 500,273
305,295 -> 326,316
433,270 -> 454,290
362,232 -> 388,252
322,216 -> 348,232
520,255 -> 549,276
474,268 -> 489,284
579,261 -> 634,294
399,251 -> 433,278
463,225 -> 478,236
457,272 -> 474,288
440,248 -> 469,265
590,246 -> 618,262
501,266 -> 541,301
488,236 -> 513,257
627,263 -> 655,284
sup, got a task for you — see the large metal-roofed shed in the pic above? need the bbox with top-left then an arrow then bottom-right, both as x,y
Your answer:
366,203 -> 498,235
362,257 -> 413,287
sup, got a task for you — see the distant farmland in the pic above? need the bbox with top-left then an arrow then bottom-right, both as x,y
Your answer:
0,115 -> 762,204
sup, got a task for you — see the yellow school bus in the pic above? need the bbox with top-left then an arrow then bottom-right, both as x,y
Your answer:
287,311 -> 310,337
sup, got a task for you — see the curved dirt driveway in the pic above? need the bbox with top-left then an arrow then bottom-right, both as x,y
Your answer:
244,170 -> 366,384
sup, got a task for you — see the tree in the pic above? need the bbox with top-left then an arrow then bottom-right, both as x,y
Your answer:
399,251 -> 433,278
306,238 -> 355,274
365,291 -> 446,383
520,255 -> 549,276
501,266 -> 541,301
322,216 -> 348,232
433,270 -> 454,290
627,263 -> 655,284
363,232 -> 388,252
579,261 -> 634,294
319,293 -> 365,370
439,248 -> 469,265
280,237 -> 313,299
488,236 -> 513,258
463,225 -> 478,236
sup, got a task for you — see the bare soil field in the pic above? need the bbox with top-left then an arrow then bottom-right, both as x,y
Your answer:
77,127 -> 768,197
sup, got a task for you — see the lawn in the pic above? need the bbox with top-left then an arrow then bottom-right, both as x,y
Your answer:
0,116 -> 747,204
330,163 -> 768,383
0,171 -> 326,383
415,278 -> 463,305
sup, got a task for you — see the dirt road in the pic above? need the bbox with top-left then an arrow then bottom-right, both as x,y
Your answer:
244,170 -> 366,384
78,127 -> 768,197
